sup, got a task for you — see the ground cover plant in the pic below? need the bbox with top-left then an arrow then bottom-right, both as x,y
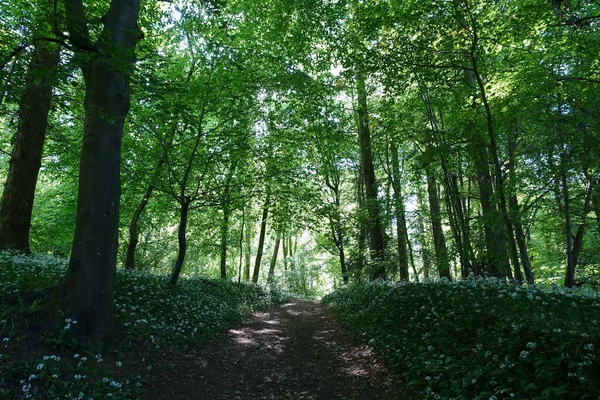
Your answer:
323,279 -> 600,400
0,252 -> 287,399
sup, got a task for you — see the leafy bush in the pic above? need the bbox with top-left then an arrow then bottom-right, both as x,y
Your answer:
0,252 -> 285,399
323,278 -> 600,400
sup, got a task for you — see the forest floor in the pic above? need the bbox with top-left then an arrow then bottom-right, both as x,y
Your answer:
144,299 -> 409,400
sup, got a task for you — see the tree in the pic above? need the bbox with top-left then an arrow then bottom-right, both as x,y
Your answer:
0,43 -> 59,253
59,0 -> 142,351
356,72 -> 386,280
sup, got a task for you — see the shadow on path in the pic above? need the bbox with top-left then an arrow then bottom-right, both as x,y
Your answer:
146,299 -> 408,399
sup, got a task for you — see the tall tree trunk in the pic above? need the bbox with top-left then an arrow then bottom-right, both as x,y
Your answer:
219,164 -> 236,279
267,232 -> 281,284
451,2 -> 508,278
243,210 -> 252,281
416,182 -> 432,279
59,0 -> 142,352
470,48 -> 522,282
0,43 -> 59,253
420,87 -> 474,278
562,164 -> 594,287
238,196 -> 245,283
282,235 -> 288,272
169,199 -> 190,285
426,171 -> 451,280
356,72 -> 385,280
507,123 -> 534,284
390,141 -> 409,280
220,205 -> 231,280
252,192 -> 270,283
561,164 -> 576,287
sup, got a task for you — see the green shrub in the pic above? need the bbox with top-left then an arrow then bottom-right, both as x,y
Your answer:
1,252 -> 283,399
323,278 -> 600,400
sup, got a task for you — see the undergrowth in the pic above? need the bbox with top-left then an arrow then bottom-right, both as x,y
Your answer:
323,279 -> 600,400
0,251 -> 288,399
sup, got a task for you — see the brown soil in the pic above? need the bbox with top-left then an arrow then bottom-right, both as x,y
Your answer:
145,299 -> 409,400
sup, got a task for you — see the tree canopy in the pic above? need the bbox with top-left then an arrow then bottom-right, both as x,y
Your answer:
1,0 -> 599,349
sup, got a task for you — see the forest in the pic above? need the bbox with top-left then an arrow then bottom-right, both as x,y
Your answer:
1,0 -> 600,399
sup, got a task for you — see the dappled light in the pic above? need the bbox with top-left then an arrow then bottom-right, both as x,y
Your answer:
147,300 -> 407,399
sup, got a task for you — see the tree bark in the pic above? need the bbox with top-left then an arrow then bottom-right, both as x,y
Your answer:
252,192 -> 270,283
561,166 -> 576,288
426,171 -> 451,280
390,141 -> 409,280
282,235 -> 288,272
59,0 -> 142,352
507,123 -> 534,284
243,211 -> 252,281
356,72 -> 385,280
416,186 -> 432,279
0,44 -> 59,253
267,232 -> 281,283
169,199 -> 190,285
470,47 -> 522,282
219,164 -> 236,279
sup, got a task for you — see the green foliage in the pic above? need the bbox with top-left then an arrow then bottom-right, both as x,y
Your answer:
0,252 -> 285,398
324,279 -> 600,399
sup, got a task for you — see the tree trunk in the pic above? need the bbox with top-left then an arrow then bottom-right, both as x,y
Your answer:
282,235 -> 288,272
124,125 -> 177,270
507,123 -> 534,284
470,50 -> 522,282
169,199 -> 190,285
416,183 -> 432,279
420,87 -> 474,278
267,232 -> 281,283
390,141 -> 409,280
451,2 -> 508,278
356,72 -> 385,280
219,164 -> 236,279
0,44 -> 59,253
252,192 -> 270,283
426,171 -> 451,280
220,204 -> 231,280
561,166 -> 576,288
243,211 -> 252,281
59,0 -> 142,352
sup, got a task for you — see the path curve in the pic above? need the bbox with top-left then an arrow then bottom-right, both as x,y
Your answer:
146,299 -> 409,399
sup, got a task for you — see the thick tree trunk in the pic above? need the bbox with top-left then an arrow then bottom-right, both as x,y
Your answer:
472,138 -> 508,278
59,0 -> 141,352
356,72 -> 385,280
169,200 -> 190,285
0,44 -> 59,253
267,232 -> 281,283
426,171 -> 451,280
390,142 -> 409,280
252,192 -> 270,283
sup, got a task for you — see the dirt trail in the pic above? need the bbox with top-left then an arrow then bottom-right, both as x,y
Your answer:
146,299 -> 409,399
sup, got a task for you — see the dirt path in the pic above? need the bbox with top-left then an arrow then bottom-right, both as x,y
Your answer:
146,299 -> 409,399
